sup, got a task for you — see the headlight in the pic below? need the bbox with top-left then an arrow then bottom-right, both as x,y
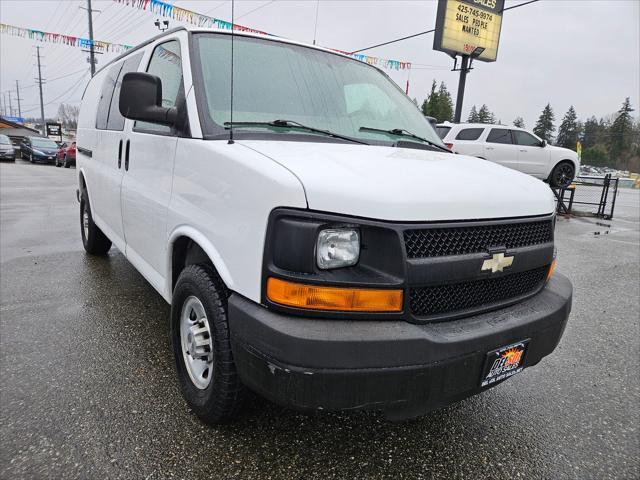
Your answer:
316,228 -> 360,269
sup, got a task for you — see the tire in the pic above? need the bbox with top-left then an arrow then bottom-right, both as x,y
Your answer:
29,153 -> 34,163
80,189 -> 112,255
64,155 -> 70,168
549,161 -> 575,188
171,264 -> 245,424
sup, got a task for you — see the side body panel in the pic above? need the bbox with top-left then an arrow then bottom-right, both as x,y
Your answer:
165,139 -> 307,303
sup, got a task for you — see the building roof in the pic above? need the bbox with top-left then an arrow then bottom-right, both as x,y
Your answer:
0,117 -> 42,138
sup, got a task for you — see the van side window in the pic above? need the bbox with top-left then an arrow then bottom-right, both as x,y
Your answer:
107,52 -> 144,131
455,128 -> 484,141
96,63 -> 122,130
135,40 -> 183,135
486,128 -> 513,144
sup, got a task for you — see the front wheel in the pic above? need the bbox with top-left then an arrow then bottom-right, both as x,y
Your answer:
171,264 -> 245,424
549,161 -> 575,188
80,189 -> 111,255
29,153 -> 34,163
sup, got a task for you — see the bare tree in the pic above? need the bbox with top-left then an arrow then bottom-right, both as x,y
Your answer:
57,103 -> 80,131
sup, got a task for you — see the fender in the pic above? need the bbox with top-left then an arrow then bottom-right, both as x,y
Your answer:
166,224 -> 235,302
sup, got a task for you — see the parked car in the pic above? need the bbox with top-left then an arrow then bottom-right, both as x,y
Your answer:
436,122 -> 580,188
0,134 -> 16,162
20,136 -> 59,164
76,26 -> 572,425
55,141 -> 76,168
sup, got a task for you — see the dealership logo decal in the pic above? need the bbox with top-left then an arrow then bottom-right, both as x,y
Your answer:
481,252 -> 514,273
481,347 -> 525,387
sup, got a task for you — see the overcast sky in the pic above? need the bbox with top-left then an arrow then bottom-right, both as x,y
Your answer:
0,0 -> 638,127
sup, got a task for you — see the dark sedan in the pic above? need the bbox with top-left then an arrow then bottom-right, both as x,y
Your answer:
0,134 -> 16,162
20,136 -> 59,164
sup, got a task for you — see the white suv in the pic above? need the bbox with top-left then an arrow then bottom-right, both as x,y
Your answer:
437,123 -> 580,188
76,26 -> 572,424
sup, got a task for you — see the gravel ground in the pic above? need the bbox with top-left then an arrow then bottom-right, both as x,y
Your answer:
1,160 -> 638,479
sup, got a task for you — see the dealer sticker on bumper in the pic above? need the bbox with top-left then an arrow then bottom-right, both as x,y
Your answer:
481,340 -> 529,387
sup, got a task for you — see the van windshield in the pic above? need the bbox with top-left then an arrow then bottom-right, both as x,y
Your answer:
193,34 -> 445,148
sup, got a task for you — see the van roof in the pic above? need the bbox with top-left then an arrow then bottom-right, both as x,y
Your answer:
96,26 -> 366,77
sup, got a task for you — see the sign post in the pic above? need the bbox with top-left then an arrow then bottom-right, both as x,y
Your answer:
433,0 -> 505,121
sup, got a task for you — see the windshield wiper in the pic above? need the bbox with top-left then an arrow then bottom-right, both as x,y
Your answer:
359,126 -> 451,153
224,119 -> 369,145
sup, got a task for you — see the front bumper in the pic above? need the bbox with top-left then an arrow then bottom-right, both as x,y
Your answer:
228,273 -> 572,419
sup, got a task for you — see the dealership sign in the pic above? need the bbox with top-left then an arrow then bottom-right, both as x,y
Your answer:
433,0 -> 504,62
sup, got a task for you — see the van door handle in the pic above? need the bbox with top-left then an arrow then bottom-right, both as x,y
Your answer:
486,146 -> 494,150
519,149 -> 527,152
118,140 -> 123,169
125,140 -> 130,171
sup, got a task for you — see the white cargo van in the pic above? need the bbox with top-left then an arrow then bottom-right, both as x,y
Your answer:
76,27 -> 572,424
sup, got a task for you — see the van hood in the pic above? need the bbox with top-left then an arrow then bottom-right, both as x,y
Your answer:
241,140 -> 555,222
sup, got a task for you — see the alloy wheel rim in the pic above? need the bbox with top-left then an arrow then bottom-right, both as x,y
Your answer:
556,165 -> 573,186
82,208 -> 89,239
180,296 -> 214,389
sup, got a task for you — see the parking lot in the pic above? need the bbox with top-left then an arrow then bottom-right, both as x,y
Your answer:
1,159 -> 638,479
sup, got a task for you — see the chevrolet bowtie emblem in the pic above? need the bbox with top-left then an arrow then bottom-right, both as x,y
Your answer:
481,253 -> 514,273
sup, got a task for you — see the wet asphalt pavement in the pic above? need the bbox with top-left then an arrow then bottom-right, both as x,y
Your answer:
1,159 -> 638,479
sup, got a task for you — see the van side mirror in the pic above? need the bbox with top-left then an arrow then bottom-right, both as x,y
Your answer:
540,139 -> 547,147
119,72 -> 177,126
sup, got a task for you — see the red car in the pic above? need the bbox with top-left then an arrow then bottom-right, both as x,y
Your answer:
55,141 -> 76,168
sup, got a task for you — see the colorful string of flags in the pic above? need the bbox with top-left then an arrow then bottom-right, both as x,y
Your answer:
0,23 -> 132,54
0,2 -> 411,72
115,0 -> 412,71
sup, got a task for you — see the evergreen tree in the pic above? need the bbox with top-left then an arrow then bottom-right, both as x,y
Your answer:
420,80 -> 453,122
556,106 -> 580,150
533,103 -> 556,142
467,105 -> 479,122
581,116 -> 600,149
436,82 -> 454,122
421,80 -> 438,118
608,97 -> 634,160
513,117 -> 525,128
477,104 -> 495,124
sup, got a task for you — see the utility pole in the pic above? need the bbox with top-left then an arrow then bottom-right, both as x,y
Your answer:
86,0 -> 96,76
15,80 -> 22,118
35,46 -> 46,135
1,94 -> 5,116
8,91 -> 13,117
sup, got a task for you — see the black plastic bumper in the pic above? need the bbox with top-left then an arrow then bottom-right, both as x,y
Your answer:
228,273 -> 572,419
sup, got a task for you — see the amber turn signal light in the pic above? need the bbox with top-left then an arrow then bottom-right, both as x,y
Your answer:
266,278 -> 403,312
547,259 -> 556,281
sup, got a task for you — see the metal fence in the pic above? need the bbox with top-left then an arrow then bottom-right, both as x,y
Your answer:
553,174 -> 619,219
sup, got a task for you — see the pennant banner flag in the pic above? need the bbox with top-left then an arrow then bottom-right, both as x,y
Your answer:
114,0 -> 411,70
0,23 -> 132,54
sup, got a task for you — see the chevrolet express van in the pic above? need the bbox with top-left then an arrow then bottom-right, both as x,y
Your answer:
76,27 -> 572,424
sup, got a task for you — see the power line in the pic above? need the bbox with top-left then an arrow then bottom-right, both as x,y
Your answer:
351,0 -> 540,54
351,29 -> 435,54
21,71 -> 89,114
236,0 -> 276,20
503,0 -> 539,12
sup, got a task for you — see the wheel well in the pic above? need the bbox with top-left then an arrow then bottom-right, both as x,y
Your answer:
555,159 -> 576,169
79,172 -> 87,191
171,237 -> 229,297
